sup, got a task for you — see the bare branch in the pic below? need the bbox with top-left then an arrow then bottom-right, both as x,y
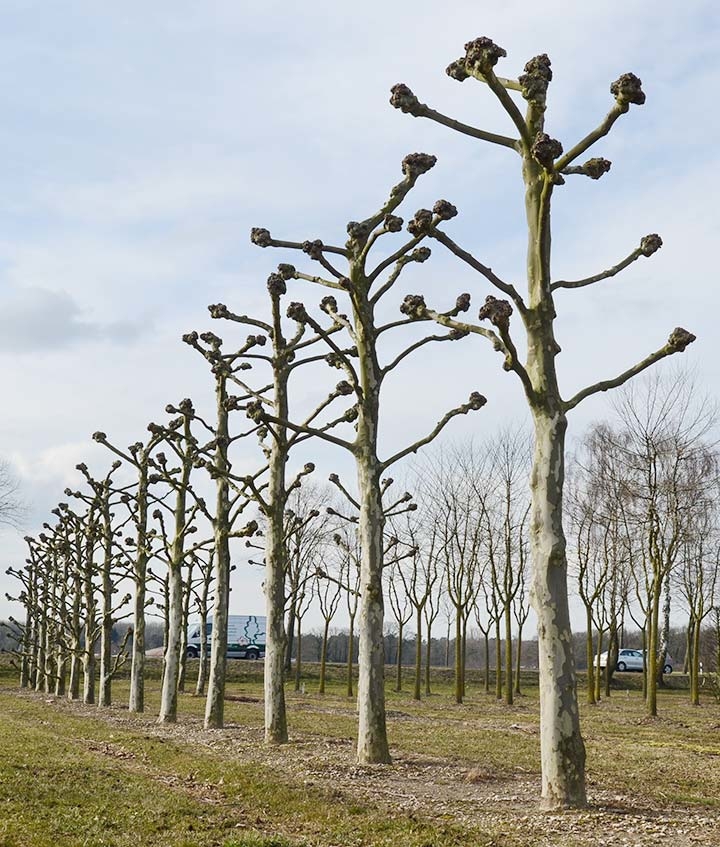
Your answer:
328,473 -> 360,510
382,332 -> 454,377
551,236 -> 661,292
389,84 -> 519,151
563,328 -> 697,412
380,392 -> 487,470
430,228 -> 526,312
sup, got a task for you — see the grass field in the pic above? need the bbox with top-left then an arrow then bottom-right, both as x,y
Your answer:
1,658 -> 719,847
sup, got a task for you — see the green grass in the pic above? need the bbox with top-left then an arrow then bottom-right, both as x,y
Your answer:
1,657 -> 719,847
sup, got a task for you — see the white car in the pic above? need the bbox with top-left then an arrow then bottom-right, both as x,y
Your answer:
598,648 -> 672,674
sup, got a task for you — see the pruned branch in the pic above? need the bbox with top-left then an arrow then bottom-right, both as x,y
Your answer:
382,332 -> 454,377
555,74 -> 646,171
389,84 -> 519,151
551,236 -> 661,292
328,473 -> 360,510
563,328 -> 697,412
380,392 -> 487,470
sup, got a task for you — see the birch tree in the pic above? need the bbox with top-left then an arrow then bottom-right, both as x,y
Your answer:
391,38 -> 695,806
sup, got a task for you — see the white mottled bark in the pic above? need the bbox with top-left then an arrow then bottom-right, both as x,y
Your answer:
529,409 -> 586,807
159,426 -> 191,725
264,384 -> 289,742
129,464 -> 149,713
204,379 -> 231,729
356,455 -> 390,763
98,499 -> 113,708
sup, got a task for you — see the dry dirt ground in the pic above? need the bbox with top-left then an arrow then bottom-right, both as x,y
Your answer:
17,689 -> 720,847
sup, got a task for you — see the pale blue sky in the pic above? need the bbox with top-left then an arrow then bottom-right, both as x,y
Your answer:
1,1 -> 718,625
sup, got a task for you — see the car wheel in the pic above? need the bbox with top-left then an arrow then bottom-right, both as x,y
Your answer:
617,661 -> 627,672
663,664 -> 672,674
246,649 -> 259,661
187,647 -> 199,659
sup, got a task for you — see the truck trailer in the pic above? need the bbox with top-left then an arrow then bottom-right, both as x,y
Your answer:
186,615 -> 266,660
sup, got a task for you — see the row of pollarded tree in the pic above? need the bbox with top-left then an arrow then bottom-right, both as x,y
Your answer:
6,37 -> 696,808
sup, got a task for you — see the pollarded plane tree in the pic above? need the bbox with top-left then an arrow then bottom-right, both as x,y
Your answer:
181,330 -> 268,727
391,38 -> 695,806
41,505 -> 85,698
182,546 -> 215,696
56,507 -> 87,700
5,538 -> 39,689
141,402 -> 215,725
90,427 -> 164,713
207,278 -> 355,743
70,462 -> 134,707
10,533 -> 52,693
250,156 -> 487,763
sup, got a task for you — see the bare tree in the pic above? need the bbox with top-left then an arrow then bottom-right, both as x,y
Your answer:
251,156 -> 486,763
612,372 -> 715,715
0,460 -> 24,529
90,428 -> 162,713
676,460 -> 719,704
391,37 -> 694,806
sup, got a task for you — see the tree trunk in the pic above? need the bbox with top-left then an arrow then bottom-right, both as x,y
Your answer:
158,560 -> 183,723
129,467 -> 149,713
454,608 -> 463,704
425,618 -> 433,695
355,457 -> 390,764
514,624 -> 523,695
294,616 -> 302,692
504,602 -> 513,706
585,605 -> 596,705
690,618 -> 701,706
160,422 -> 192,725
346,614 -> 355,698
98,504 -> 113,708
529,407 -> 586,807
82,557 -> 96,705
483,631 -> 490,694
204,384 -> 231,730
413,605 -> 422,701
646,584 -> 661,716
68,566 -> 82,701
494,617 -> 502,700
195,577 -> 210,696
657,573 -> 671,689
594,629 -> 604,703
319,619 -> 330,694
395,621 -> 404,692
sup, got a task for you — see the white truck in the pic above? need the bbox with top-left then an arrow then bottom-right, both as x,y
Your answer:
186,614 -> 266,660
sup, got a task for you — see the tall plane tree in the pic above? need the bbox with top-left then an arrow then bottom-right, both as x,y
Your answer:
392,38 -> 695,806
251,154 -> 486,762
